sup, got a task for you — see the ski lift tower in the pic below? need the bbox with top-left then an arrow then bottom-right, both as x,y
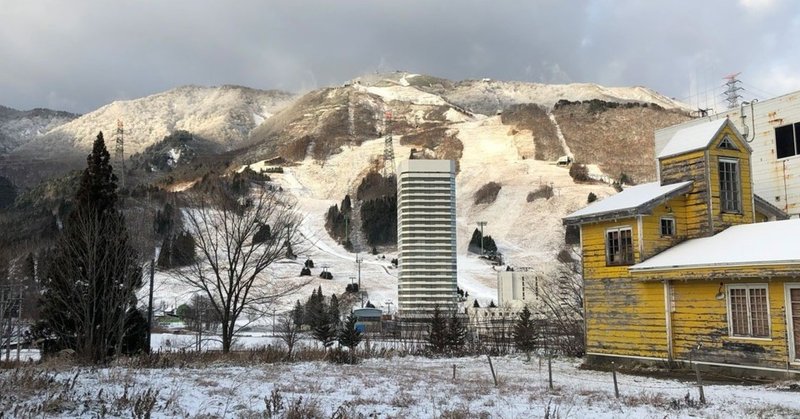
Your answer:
115,120 -> 126,189
383,111 -> 395,177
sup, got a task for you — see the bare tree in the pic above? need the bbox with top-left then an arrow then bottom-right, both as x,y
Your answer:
277,314 -> 301,360
175,183 -> 307,353
533,247 -> 585,357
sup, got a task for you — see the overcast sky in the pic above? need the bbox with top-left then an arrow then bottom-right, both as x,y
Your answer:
2,0 -> 799,113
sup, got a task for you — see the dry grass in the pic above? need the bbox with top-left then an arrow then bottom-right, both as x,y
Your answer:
527,184 -> 554,202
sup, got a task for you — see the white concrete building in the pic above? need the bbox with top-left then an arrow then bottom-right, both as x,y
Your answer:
396,159 -> 457,318
655,91 -> 800,218
497,270 -> 539,308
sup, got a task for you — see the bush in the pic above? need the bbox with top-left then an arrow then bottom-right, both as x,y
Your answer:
587,192 -> 598,203
527,184 -> 554,202
569,163 -> 590,182
474,182 -> 502,205
468,228 -> 497,254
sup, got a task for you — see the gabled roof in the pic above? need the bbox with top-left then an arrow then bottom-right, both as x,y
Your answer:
657,118 -> 750,159
563,181 -> 693,225
630,219 -> 800,272
754,194 -> 790,221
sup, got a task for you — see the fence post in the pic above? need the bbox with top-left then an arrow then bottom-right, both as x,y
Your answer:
548,354 -> 553,390
452,364 -> 456,380
694,364 -> 706,404
611,361 -> 619,398
487,355 -> 498,386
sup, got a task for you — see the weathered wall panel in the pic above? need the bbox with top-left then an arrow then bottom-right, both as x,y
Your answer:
670,279 -> 790,368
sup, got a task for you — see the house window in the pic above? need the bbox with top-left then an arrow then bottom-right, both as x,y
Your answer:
718,158 -> 741,213
606,227 -> 633,265
727,284 -> 770,338
660,217 -> 675,236
719,135 -> 738,150
775,122 -> 800,159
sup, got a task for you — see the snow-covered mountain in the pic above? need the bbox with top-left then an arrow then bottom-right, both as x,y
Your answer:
0,105 -> 78,154
3,71 -> 699,313
15,85 -> 295,160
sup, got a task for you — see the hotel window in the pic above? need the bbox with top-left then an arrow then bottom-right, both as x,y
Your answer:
718,158 -> 741,213
606,227 -> 633,266
727,284 -> 770,338
775,122 -> 800,159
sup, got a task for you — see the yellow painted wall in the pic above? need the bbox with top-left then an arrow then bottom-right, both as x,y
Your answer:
577,122 -> 786,366
707,126 -> 755,232
641,197 -> 687,261
581,220 -> 642,279
670,279 -> 790,368
659,151 -> 711,238
585,279 -> 668,357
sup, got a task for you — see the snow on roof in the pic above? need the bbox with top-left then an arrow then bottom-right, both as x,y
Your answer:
656,118 -> 729,159
631,219 -> 800,271
564,181 -> 692,222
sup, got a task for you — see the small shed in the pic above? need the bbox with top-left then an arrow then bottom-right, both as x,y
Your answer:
353,307 -> 383,334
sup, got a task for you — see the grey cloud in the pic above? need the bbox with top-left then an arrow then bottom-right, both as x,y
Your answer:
1,0 -> 798,113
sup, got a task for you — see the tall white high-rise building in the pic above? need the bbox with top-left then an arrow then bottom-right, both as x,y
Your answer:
396,159 -> 458,319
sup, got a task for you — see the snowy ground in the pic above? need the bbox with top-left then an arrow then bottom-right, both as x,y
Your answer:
2,353 -> 799,418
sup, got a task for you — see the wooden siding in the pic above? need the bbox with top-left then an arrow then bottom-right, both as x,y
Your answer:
581,221 -> 640,280
585,279 -> 668,357
707,125 -> 755,233
670,279 -> 790,368
640,197 -> 687,261
659,151 -> 711,238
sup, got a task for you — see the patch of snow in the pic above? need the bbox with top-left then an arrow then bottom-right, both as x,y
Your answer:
167,147 -> 181,167
564,181 -> 692,221
632,218 -> 800,270
444,108 -> 471,123
252,112 -> 265,126
355,83 -> 447,106
658,118 -> 731,159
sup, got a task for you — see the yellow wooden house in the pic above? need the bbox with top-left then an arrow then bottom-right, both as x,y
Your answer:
564,118 -> 800,374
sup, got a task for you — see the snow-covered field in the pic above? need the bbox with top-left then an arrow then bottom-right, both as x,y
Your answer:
3,353 -> 798,418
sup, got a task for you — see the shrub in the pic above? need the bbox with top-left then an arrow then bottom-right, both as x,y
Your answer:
527,184 -> 554,202
569,164 -> 590,182
474,182 -> 502,205
587,192 -> 598,203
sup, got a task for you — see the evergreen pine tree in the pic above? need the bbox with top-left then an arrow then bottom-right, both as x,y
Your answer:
291,300 -> 304,327
37,132 -> 144,362
446,311 -> 467,353
338,312 -> 363,362
328,294 -> 341,330
513,306 -> 537,361
312,321 -> 336,348
426,306 -> 448,354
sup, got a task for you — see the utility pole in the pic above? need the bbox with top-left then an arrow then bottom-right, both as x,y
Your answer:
477,221 -> 488,256
723,72 -> 743,110
16,285 -> 22,362
356,253 -> 363,307
146,258 -> 155,353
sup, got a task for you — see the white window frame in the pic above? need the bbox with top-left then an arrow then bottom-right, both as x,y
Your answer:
785,283 -> 800,364
660,217 -> 675,237
605,226 -> 634,266
726,284 -> 771,340
718,157 -> 742,214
